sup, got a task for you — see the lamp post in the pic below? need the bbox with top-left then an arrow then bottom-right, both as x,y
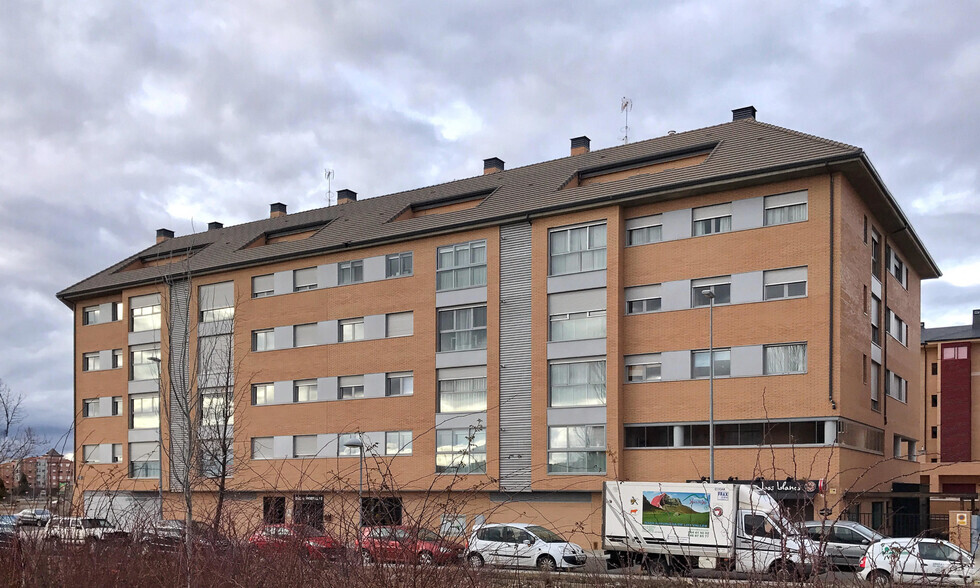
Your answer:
149,356 -> 164,519
344,437 -> 365,531
701,289 -> 716,484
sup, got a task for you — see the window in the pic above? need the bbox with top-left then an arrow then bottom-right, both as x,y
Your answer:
548,425 -> 606,474
838,420 -> 885,454
437,240 -> 487,291
385,431 -> 412,456
437,306 -> 487,352
871,229 -> 881,279
293,323 -> 317,347
871,295 -> 881,345
338,260 -> 364,285
338,433 -> 362,457
386,312 -> 414,337
623,425 -> 672,448
293,267 -> 317,292
129,442 -> 160,478
864,215 -> 868,243
626,355 -> 662,383
626,284 -> 662,314
201,389 -> 234,428
112,396 -> 122,416
112,302 -> 123,321
252,274 -> 274,298
549,223 -> 606,275
626,216 -> 662,246
438,368 -> 487,413
252,437 -> 274,460
932,426 -> 938,439
339,318 -> 364,342
252,329 -> 275,352
130,344 -> 160,381
82,306 -> 100,325
111,444 -> 122,464
386,372 -> 414,397
130,393 -> 160,429
386,252 -> 414,278
887,309 -> 908,346
888,247 -> 908,288
692,349 -> 731,378
339,375 -> 364,400
871,360 -> 881,411
435,429 -> 486,474
293,435 -> 318,458
549,360 -> 606,407
932,362 -> 938,375
82,352 -> 100,372
763,191 -> 808,226
130,294 -> 161,332
942,345 -> 968,360
82,445 -> 99,464
692,203 -> 732,236
886,370 -> 908,403
549,310 -> 606,341
199,282 -> 234,322
692,276 -> 731,307
82,398 -> 100,418
201,440 -> 232,477
626,420 -> 830,448
763,267 -> 808,300
293,379 -> 317,403
932,394 -> 938,408
252,383 -> 274,406
112,349 -> 123,369
198,333 -> 232,378
763,343 -> 807,375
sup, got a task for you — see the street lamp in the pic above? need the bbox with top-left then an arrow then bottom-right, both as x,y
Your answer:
148,356 -> 164,518
344,437 -> 365,531
701,289 -> 716,484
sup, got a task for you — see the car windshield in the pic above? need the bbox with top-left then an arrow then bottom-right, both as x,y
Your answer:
526,526 -> 565,543
416,529 -> 441,541
0,515 -> 17,524
81,519 -> 111,529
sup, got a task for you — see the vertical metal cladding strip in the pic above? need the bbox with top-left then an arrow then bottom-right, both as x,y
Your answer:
169,279 -> 190,490
498,223 -> 533,492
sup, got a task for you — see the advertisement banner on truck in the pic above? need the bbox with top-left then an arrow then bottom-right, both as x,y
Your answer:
642,491 -> 711,528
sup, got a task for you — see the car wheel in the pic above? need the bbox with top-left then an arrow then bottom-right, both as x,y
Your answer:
536,554 -> 557,572
361,549 -> 373,564
418,551 -> 435,566
768,559 -> 800,580
467,553 -> 485,569
644,555 -> 669,576
868,570 -> 891,587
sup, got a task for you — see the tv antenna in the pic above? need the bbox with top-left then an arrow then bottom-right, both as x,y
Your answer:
620,97 -> 633,144
324,169 -> 335,205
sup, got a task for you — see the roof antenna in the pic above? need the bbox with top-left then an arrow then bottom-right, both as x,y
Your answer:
620,97 -> 633,145
324,169 -> 334,205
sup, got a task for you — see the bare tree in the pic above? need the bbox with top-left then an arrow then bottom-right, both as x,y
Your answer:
0,378 -> 25,437
0,378 -> 39,464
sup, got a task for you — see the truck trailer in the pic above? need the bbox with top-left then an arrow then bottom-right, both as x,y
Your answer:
603,481 -> 817,576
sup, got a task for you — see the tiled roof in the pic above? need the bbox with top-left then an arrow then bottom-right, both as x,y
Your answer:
922,322 -> 980,343
56,116 -> 934,303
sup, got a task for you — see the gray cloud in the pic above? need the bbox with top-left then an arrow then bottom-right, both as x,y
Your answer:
1,1 -> 978,439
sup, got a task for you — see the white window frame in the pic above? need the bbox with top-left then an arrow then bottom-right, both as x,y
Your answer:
385,252 -> 414,278
385,372 -> 414,397
338,433 -> 363,457
338,375 -> 365,400
692,203 -> 732,236
763,191 -> 808,226
886,370 -> 908,403
82,306 -> 100,326
199,282 -> 234,323
129,344 -> 161,381
292,435 -> 318,458
339,317 -> 365,342
252,328 -> 275,352
548,222 -> 607,276
82,398 -> 100,418
130,295 -> 162,333
293,267 -> 317,292
436,240 -> 487,291
82,352 -> 100,372
293,323 -> 317,348
625,354 -> 662,383
129,393 -> 160,429
763,343 -> 808,375
293,379 -> 318,403
887,309 -> 908,346
625,284 -> 662,315
385,431 -> 413,456
112,349 -> 124,369
548,358 -> 607,408
338,260 -> 364,285
548,309 -> 606,342
252,383 -> 274,406
691,276 -> 732,307
626,215 -> 663,247
252,274 -> 274,298
763,267 -> 808,300
251,437 -> 274,460
437,369 -> 488,413
435,428 -> 486,474
82,445 -> 99,464
385,311 -> 414,338
547,425 -> 606,474
112,396 -> 122,416
437,305 -> 487,352
692,348 -> 731,378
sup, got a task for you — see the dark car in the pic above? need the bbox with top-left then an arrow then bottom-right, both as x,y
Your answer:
248,524 -> 346,560
139,520 -> 235,553
357,526 -> 464,566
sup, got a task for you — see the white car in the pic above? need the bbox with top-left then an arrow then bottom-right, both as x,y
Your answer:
44,517 -> 128,545
859,537 -> 978,585
466,523 -> 588,571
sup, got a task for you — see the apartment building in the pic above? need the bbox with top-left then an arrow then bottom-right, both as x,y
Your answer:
57,107 -> 940,541
921,310 -> 980,515
0,450 -> 74,496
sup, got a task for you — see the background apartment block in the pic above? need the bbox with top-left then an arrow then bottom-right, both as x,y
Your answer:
57,107 -> 940,541
0,449 -> 73,497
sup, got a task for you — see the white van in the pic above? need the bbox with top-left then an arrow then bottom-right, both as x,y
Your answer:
467,523 -> 588,571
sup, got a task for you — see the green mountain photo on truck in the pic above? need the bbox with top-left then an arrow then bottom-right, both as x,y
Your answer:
642,491 -> 710,528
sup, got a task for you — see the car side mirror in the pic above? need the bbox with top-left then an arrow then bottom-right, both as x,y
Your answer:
523,539 -> 533,546
861,539 -> 869,545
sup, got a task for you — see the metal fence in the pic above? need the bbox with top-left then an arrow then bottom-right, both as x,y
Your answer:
841,511 -> 949,538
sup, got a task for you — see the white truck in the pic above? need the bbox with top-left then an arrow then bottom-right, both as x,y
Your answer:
603,481 -> 818,576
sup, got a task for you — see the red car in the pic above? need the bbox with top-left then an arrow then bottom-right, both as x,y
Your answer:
248,524 -> 346,560
357,526 -> 464,565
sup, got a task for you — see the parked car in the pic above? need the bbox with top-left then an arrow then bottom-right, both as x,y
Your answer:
0,515 -> 20,550
357,525 -> 464,565
804,520 -> 885,570
467,523 -> 587,571
138,520 -> 235,553
248,524 -> 345,560
44,517 -> 129,545
859,537 -> 978,585
15,509 -> 52,526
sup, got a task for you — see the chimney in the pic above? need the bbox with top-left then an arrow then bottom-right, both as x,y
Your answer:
270,202 -> 287,218
483,157 -> 504,175
571,136 -> 591,156
208,221 -> 223,231
732,106 -> 757,121
156,228 -> 174,244
336,189 -> 357,205
973,309 -> 980,329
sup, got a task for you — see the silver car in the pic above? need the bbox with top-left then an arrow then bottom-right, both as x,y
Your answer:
805,520 -> 884,570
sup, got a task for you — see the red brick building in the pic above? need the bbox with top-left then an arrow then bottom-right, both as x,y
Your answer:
0,449 -> 74,496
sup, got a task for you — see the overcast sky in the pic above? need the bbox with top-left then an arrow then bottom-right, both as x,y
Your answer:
1,1 -> 978,444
